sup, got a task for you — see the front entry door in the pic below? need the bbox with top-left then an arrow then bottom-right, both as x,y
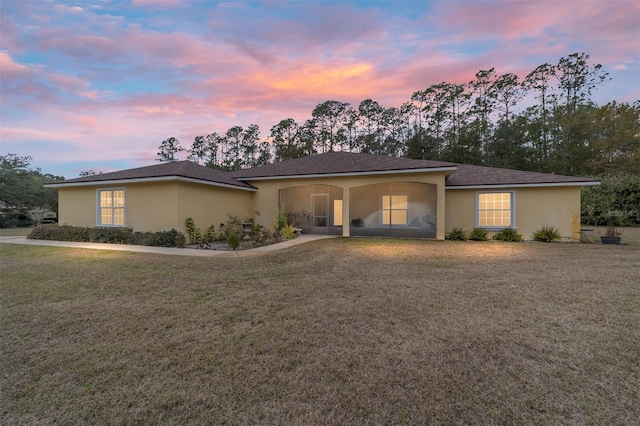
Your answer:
311,194 -> 329,234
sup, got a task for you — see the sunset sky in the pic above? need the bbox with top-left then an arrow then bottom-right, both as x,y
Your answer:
1,0 -> 639,178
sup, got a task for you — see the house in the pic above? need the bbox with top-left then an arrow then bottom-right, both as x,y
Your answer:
45,152 -> 600,241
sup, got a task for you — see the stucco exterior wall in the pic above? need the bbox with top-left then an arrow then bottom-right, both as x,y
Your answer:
58,186 -> 102,228
246,172 -> 447,239
57,182 -> 181,231
445,186 -> 582,241
176,182 -> 253,236
57,181 -> 254,235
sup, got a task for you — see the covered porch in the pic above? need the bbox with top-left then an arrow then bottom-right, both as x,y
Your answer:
278,181 -> 438,239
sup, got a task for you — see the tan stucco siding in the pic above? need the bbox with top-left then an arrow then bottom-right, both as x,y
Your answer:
445,186 -> 582,241
176,182 -> 253,236
58,186 -> 100,227
57,183 -> 181,231
57,182 -> 253,234
246,172 -> 447,239
126,183 -> 180,232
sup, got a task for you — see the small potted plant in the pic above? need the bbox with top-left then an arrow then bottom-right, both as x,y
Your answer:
601,225 -> 622,245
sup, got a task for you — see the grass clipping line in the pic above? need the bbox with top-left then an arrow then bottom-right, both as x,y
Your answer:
1,239 -> 639,424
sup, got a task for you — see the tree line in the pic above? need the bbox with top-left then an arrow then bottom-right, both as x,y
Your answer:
0,154 -> 63,226
158,52 -> 638,177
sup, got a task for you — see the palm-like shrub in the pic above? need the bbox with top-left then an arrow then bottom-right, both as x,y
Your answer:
492,228 -> 524,242
532,225 -> 561,242
445,227 -> 468,241
469,227 -> 489,241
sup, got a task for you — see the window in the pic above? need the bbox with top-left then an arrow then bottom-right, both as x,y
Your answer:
477,192 -> 514,228
382,194 -> 408,226
333,200 -> 343,226
98,189 -> 125,226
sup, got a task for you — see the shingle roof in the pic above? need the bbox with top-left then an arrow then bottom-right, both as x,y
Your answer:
231,151 -> 457,179
46,154 -> 599,190
446,163 -> 599,187
47,161 -> 255,190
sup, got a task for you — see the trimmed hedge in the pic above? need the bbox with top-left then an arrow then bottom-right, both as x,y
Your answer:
27,225 -> 186,248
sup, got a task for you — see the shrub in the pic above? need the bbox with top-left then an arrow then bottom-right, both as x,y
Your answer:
221,213 -> 243,240
492,228 -> 524,242
90,227 -> 135,244
280,225 -> 297,240
227,229 -> 241,250
275,204 -> 288,234
28,224 -> 91,242
184,218 -> 202,244
204,224 -> 217,242
274,204 -> 299,240
351,218 -> 364,227
140,229 -> 186,248
27,225 -> 186,247
532,225 -> 561,242
445,227 -> 468,241
469,227 -> 489,241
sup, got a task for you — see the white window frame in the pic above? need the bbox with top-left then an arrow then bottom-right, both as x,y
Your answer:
381,193 -> 409,227
476,191 -> 516,229
96,188 -> 126,227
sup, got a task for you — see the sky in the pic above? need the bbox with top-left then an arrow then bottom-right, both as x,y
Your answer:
1,0 -> 639,179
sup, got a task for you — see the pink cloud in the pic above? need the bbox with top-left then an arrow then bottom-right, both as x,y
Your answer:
1,0 -> 637,178
0,52 -> 29,77
131,0 -> 187,7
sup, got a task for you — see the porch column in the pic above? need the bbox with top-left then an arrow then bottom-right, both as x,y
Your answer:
436,180 -> 446,240
342,187 -> 350,237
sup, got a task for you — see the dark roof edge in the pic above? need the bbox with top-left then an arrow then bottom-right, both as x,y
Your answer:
236,166 -> 458,181
44,175 -> 257,191
446,181 -> 601,189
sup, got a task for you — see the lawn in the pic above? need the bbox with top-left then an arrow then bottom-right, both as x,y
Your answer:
1,238 -> 639,425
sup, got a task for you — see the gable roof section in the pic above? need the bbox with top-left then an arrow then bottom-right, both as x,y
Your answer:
231,151 -> 457,180
446,164 -> 600,188
45,161 -> 256,191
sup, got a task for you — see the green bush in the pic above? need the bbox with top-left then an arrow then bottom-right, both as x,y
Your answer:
185,218 -> 221,247
28,224 -> 91,241
582,174 -> 640,226
445,227 -> 468,241
184,218 -> 202,244
492,228 -> 524,242
227,229 -> 241,250
221,213 -> 243,240
141,229 -> 186,248
204,224 -> 217,242
469,227 -> 489,241
280,224 -> 297,240
27,225 -> 186,248
532,225 -> 561,242
275,204 -> 288,233
90,226 -> 135,244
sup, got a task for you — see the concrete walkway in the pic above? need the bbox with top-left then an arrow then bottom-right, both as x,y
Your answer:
0,234 -> 337,258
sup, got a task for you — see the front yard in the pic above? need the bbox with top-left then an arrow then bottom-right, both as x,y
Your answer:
1,237 -> 638,424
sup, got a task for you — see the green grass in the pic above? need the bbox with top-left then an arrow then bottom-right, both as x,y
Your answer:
1,239 -> 639,424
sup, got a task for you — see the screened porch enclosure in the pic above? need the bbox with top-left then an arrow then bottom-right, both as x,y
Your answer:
279,185 -> 344,235
349,182 -> 437,238
279,182 -> 437,238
